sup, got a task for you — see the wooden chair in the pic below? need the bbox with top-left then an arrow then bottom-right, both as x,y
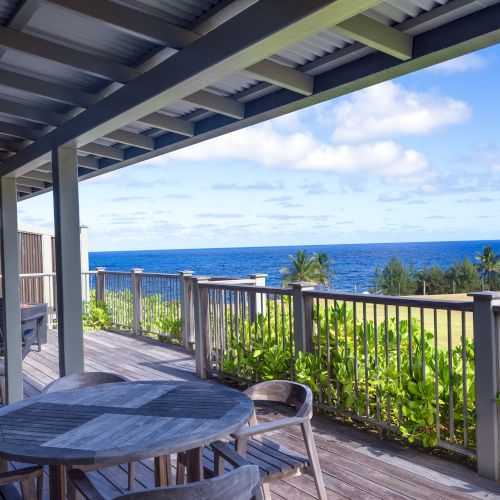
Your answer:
177,380 -> 327,500
68,441 -> 263,500
0,464 -> 43,500
42,371 -> 130,394
42,371 -> 136,497
0,311 -> 46,405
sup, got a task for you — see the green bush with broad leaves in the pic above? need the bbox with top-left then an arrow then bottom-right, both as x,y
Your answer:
215,299 -> 475,453
82,289 -> 182,343
82,291 -> 112,331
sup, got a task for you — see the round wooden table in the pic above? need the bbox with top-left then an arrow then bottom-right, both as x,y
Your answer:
0,380 -> 254,499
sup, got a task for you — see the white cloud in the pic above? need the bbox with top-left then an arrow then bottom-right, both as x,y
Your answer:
166,123 -> 429,183
427,53 -> 488,74
330,81 -> 471,143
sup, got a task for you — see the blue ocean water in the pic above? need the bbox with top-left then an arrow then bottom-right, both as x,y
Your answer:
90,240 -> 500,292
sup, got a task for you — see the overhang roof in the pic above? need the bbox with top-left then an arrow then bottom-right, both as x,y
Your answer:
0,0 -> 498,199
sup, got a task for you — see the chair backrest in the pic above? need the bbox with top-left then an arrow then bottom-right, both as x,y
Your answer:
244,380 -> 313,418
114,465 -> 262,500
42,371 -> 129,394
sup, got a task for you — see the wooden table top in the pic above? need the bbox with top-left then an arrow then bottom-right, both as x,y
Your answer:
0,381 -> 253,466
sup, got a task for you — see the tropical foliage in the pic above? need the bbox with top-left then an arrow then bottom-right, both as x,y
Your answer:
476,246 -> 500,290
280,250 -> 335,286
217,299 -> 475,452
82,289 -> 182,343
374,254 -> 491,295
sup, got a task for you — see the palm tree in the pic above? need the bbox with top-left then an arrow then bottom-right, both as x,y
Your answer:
280,250 -> 335,286
313,252 -> 336,286
476,246 -> 500,291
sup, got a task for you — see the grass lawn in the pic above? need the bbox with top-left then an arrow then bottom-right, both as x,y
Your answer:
351,294 -> 472,350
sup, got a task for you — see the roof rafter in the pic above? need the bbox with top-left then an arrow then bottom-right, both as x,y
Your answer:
0,27 -> 140,83
79,143 -> 124,161
45,0 -> 315,95
334,14 -> 413,60
138,113 -> 195,137
0,121 -> 45,141
104,130 -> 154,151
0,98 -> 65,126
0,69 -> 99,108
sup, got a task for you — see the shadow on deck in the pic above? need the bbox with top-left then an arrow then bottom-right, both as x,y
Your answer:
19,330 -> 500,499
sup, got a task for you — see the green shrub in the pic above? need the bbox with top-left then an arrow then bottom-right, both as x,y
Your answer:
214,299 -> 475,452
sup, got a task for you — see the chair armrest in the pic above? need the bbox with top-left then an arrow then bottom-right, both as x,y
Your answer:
211,441 -> 252,469
67,469 -> 106,500
20,312 -> 46,324
231,416 -> 306,440
0,465 -> 43,486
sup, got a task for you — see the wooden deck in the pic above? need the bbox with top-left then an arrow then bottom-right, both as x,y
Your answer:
16,329 -> 500,499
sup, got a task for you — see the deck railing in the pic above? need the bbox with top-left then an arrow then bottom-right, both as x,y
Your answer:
191,277 -> 500,478
8,268 -> 500,479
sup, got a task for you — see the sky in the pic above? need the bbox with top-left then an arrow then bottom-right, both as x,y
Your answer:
18,45 -> 500,252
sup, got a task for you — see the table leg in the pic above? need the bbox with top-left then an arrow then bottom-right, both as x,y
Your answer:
49,465 -> 66,500
154,455 -> 172,487
186,447 -> 203,483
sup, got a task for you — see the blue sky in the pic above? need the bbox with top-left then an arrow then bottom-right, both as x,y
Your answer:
18,45 -> 500,252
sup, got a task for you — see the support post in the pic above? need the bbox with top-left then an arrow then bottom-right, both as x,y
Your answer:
193,278 -> 210,379
80,225 -> 90,303
41,232 -> 54,317
131,268 -> 143,336
469,291 -> 500,480
0,176 -> 23,403
52,146 -> 84,376
95,267 -> 106,304
179,271 -> 194,350
248,273 -> 267,323
291,282 -> 315,356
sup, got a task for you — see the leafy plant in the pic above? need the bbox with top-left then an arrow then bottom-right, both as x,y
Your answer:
214,298 -> 476,453
82,291 -> 112,331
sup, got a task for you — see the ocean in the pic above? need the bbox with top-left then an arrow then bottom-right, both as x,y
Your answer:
89,240 -> 500,292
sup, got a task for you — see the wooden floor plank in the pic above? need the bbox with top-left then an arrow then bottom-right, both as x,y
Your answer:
9,329 -> 500,499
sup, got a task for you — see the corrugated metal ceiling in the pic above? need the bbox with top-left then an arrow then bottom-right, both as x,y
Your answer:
0,0 -> 495,197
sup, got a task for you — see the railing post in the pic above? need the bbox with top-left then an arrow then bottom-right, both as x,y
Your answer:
179,270 -> 194,350
248,273 -> 267,323
193,278 -> 210,379
469,291 -> 500,480
80,225 -> 90,303
131,268 -> 143,336
291,282 -> 315,356
95,267 -> 106,304
41,233 -> 53,310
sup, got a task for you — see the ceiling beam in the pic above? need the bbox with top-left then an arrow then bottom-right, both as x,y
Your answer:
0,68 -> 99,108
104,130 -> 154,151
79,143 -> 124,161
0,0 -> 41,59
242,60 -> 314,95
0,27 -> 139,83
16,184 -> 32,194
138,113 -> 195,137
0,121 -> 45,141
183,91 -> 244,119
16,177 -> 45,189
334,14 -> 413,60
46,0 -> 198,48
0,98 -> 65,126
22,170 -> 52,182
46,0 -> 316,95
0,138 -> 24,152
78,156 -> 99,170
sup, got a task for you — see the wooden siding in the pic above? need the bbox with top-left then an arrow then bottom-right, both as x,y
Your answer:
16,330 -> 500,499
